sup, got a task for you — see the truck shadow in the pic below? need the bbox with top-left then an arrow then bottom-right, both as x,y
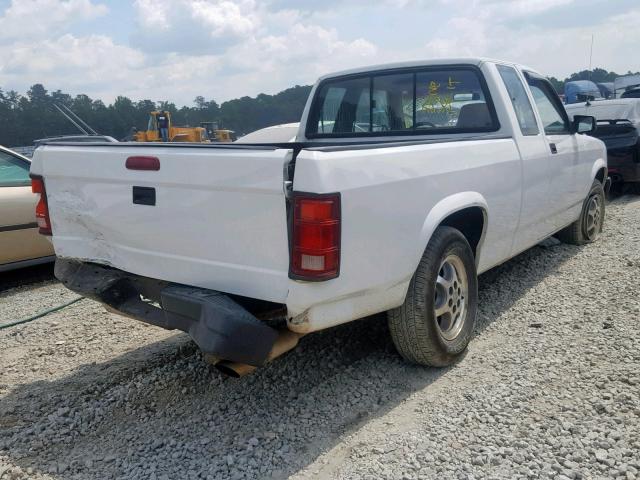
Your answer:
0,262 -> 55,294
0,240 -> 583,480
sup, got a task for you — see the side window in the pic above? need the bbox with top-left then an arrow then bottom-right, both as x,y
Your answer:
496,65 -> 539,136
0,151 -> 30,187
526,77 -> 570,135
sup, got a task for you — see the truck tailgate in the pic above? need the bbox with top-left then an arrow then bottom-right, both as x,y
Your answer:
32,144 -> 292,303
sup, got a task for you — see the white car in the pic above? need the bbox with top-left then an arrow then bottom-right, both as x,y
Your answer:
30,58 -> 607,375
235,123 -> 299,143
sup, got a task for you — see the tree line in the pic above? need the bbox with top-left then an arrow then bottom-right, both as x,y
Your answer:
0,84 -> 311,147
1,67 -> 638,147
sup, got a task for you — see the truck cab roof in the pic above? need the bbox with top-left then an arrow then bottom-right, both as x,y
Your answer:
317,58 -> 539,82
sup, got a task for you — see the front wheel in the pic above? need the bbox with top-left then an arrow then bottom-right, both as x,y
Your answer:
388,226 -> 478,367
556,179 -> 605,245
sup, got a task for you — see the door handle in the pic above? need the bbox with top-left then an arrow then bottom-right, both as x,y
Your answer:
550,143 -> 558,154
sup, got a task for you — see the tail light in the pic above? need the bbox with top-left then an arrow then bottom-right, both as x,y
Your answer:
290,192 -> 340,281
30,176 -> 52,235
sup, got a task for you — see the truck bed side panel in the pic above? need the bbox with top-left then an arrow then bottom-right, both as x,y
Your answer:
288,138 -> 522,325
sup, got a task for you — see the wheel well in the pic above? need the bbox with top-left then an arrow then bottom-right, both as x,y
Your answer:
595,167 -> 606,184
440,207 -> 485,258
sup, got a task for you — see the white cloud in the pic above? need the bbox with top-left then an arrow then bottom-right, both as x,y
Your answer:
0,0 -> 638,107
0,0 -> 107,41
131,0 -> 261,54
1,34 -> 143,76
0,33 -> 145,104
419,5 -> 640,78
436,0 -> 575,17
133,0 -> 171,29
499,0 -> 575,17
191,0 -> 259,37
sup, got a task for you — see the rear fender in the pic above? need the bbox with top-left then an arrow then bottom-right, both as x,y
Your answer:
418,192 -> 489,269
590,157 -> 607,184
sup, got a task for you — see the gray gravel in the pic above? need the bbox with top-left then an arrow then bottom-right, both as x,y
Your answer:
1,194 -> 639,480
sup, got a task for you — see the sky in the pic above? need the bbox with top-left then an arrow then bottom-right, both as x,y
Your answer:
0,0 -> 638,107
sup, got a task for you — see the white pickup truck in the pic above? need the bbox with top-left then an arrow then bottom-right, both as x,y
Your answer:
30,58 -> 608,375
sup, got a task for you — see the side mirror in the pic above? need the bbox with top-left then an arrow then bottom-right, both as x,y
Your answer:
573,115 -> 597,134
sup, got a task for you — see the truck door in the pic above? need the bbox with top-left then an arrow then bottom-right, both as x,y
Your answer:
524,72 -> 581,230
495,64 -> 556,254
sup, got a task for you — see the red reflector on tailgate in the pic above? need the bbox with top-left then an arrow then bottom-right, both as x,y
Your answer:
126,156 -> 160,171
290,192 -> 340,281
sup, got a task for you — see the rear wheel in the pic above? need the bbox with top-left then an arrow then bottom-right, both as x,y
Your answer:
388,226 -> 478,367
557,179 -> 605,245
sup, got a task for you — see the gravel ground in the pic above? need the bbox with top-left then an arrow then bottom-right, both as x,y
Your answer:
0,194 -> 639,480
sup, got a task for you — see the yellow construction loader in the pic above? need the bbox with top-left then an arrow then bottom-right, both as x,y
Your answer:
200,122 -> 236,142
135,112 -> 235,143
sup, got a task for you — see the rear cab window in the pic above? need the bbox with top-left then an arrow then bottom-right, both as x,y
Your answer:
307,66 -> 499,138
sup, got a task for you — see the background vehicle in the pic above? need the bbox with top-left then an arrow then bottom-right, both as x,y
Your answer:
235,123 -> 299,143
596,82 -> 614,99
564,80 -> 603,104
614,74 -> 640,98
621,89 -> 640,99
30,59 -> 607,375
34,135 -> 118,146
135,111 -> 207,142
134,112 -> 235,143
566,99 -> 640,184
0,146 -> 54,272
200,122 -> 236,142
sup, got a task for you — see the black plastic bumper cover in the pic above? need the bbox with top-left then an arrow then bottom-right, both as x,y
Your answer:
55,259 -> 279,366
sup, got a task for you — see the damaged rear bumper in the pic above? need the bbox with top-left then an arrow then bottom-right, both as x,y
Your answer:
55,259 -> 279,366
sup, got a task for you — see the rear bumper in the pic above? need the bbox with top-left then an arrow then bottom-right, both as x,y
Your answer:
55,259 -> 279,366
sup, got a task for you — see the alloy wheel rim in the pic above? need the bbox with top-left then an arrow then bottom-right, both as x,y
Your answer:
585,194 -> 602,240
434,254 -> 468,341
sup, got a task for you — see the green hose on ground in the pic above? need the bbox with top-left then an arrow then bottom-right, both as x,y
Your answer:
0,296 -> 84,330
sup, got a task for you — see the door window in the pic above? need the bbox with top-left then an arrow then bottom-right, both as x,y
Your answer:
496,65 -> 539,136
0,151 -> 31,187
526,76 -> 570,135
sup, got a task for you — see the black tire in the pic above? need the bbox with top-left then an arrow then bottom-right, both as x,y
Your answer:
556,180 -> 605,245
388,226 -> 478,367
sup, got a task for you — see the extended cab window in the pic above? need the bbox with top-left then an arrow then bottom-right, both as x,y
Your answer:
308,67 -> 498,137
0,151 -> 30,187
